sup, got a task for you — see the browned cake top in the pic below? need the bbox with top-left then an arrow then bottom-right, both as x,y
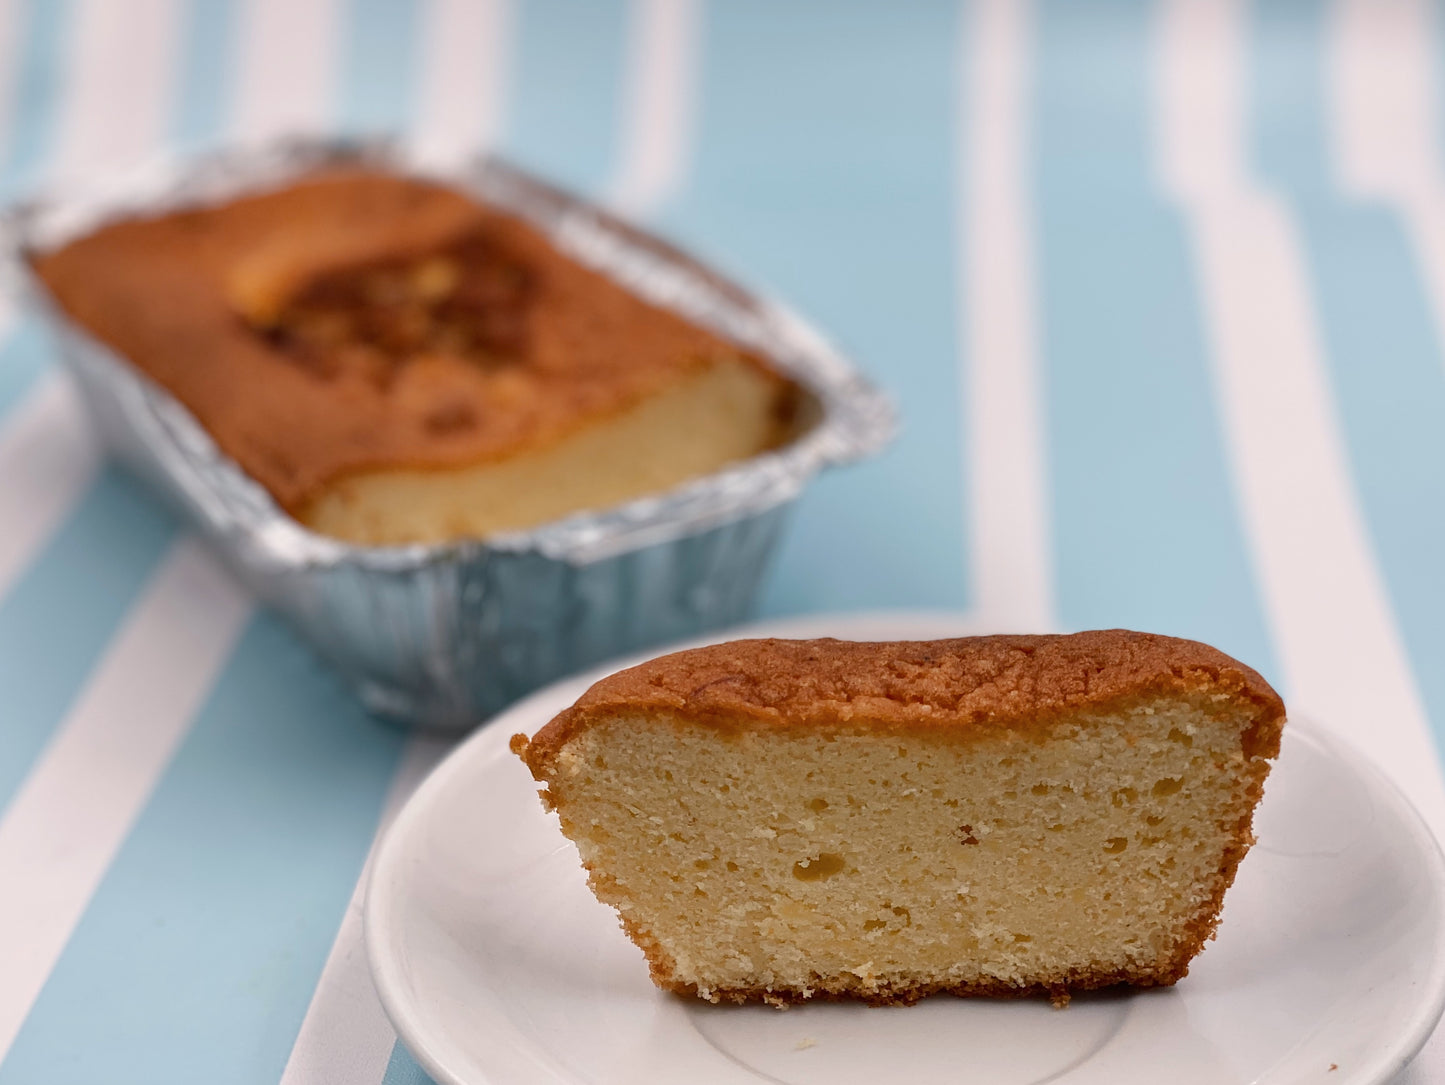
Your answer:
33,170 -> 785,511
519,631 -> 1287,774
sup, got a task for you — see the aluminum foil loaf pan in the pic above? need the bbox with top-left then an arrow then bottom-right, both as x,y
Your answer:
5,140 -> 893,728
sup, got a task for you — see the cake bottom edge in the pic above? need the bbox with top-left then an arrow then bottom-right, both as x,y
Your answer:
659,959 -> 1193,1010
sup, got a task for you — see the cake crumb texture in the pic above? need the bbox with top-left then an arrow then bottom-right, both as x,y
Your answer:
515,631 -> 1285,1006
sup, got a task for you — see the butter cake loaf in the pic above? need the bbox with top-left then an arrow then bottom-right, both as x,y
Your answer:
32,171 -> 801,545
512,631 -> 1285,1006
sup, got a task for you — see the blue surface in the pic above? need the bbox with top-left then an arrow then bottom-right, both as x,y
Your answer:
173,0 -> 236,150
0,471 -> 176,809
2,2 -> 1445,1082
663,0 -> 969,614
0,617 -> 406,1085
0,0 -> 72,201
381,1043 -> 433,1085
0,322 -> 52,422
339,0 -> 421,135
1034,0 -> 1276,678
504,0 -> 629,195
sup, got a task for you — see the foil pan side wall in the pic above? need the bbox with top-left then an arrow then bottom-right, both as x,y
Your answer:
277,503 -> 789,726
51,313 -> 792,729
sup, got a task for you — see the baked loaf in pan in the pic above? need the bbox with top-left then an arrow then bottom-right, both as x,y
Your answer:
32,171 -> 802,545
513,631 -> 1285,1006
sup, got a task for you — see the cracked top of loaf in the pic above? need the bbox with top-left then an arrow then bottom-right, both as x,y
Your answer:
520,630 -> 1287,770
33,169 -> 790,512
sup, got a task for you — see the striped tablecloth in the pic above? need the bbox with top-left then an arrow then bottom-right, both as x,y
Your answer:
1,1 -> 1443,1082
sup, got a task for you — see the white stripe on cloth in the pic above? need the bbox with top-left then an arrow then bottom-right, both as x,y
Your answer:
0,287 -> 15,347
1184,192 -> 1443,771
0,0 -> 26,167
607,0 -> 702,217
48,0 -> 182,183
0,374 -> 99,604
411,0 -> 512,168
0,0 -> 34,407
230,0 -> 341,143
1329,0 -> 1445,376
1156,0 -> 1445,826
1329,12 -> 1445,1076
0,0 -> 189,599
961,0 -> 1056,633
0,308 -> 14,380
0,538 -> 252,1061
1155,0 -> 1243,200
276,735 -> 453,1085
1329,0 -> 1437,196
1166,12 -> 1445,1078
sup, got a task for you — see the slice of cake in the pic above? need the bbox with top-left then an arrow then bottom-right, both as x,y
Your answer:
511,631 -> 1285,1006
31,171 -> 803,545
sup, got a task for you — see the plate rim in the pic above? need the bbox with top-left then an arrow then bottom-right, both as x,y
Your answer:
364,610 -> 1445,1085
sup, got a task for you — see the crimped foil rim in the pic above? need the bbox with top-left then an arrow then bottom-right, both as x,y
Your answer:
3,138 -> 895,569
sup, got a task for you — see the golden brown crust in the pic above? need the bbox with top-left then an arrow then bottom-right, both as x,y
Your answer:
517,630 -> 1286,779
32,170 -> 793,512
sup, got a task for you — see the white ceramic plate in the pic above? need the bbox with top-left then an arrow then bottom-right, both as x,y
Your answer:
366,612 -> 1445,1085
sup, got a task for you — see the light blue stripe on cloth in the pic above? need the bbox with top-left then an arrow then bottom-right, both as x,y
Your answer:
0,617 -> 406,1085
1298,211 -> 1445,751
0,0 -> 76,416
503,0 -> 629,196
339,0 -> 421,134
1438,0 -> 1445,164
0,321 -> 51,424
1250,0 -> 1328,195
0,470 -> 175,813
172,0 -> 236,151
1032,0 -> 1277,678
659,0 -> 968,615
1248,0 -> 1445,751
0,0 -> 72,202
381,1042 -> 433,1085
